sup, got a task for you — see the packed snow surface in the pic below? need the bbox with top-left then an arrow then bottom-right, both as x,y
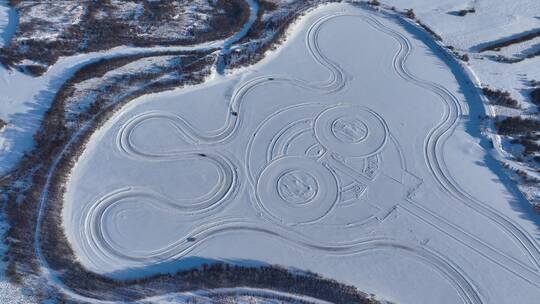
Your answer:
63,3 -> 540,304
383,0 -> 540,199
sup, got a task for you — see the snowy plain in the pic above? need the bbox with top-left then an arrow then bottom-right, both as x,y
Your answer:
61,3 -> 540,304
1,1 -> 540,303
381,0 -> 540,201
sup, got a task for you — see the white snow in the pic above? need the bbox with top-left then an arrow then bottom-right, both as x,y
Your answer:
379,0 -> 540,202
0,1 -> 539,303
382,0 -> 540,51
0,0 -> 16,48
62,3 -> 540,304
141,287 -> 336,304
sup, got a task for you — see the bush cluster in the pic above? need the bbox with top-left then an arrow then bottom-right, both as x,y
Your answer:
510,137 -> 540,156
530,88 -> 540,106
418,21 -> 443,41
482,87 -> 520,108
457,8 -> 475,16
1,0 -> 249,73
496,116 -> 540,135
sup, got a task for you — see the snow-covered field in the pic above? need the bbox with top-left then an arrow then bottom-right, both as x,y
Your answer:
61,3 -> 540,303
0,2 -> 35,302
381,0 -> 540,205
141,287 -> 337,304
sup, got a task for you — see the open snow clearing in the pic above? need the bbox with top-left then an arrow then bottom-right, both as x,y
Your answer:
60,3 -> 540,304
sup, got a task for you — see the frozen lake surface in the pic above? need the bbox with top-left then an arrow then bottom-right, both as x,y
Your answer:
63,3 -> 540,304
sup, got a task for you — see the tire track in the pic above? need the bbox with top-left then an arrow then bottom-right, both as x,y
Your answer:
80,12 -> 485,302
38,7 -> 517,304
84,214 -> 483,304
353,12 -> 540,283
116,13 -> 349,151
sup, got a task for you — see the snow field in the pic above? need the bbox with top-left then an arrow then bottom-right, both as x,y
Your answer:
62,3 -> 540,303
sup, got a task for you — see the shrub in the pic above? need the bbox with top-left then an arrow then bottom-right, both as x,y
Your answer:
530,88 -> 540,106
521,139 -> 540,155
0,118 -> 6,130
4,0 -> 249,73
404,9 -> 415,19
22,65 -> 48,77
418,21 -> 443,41
457,8 -> 475,16
496,116 -> 540,135
482,87 -> 519,108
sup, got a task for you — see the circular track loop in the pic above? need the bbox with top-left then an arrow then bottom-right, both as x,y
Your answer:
314,105 -> 388,157
256,156 -> 339,225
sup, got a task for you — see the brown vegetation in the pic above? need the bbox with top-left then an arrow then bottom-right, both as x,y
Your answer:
482,87 -> 520,108
404,9 -> 415,19
0,0 -> 250,74
418,21 -> 443,42
496,116 -> 540,135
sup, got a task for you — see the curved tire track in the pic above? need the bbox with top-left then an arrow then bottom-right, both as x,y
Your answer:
116,13 -> 349,150
360,15 -> 540,272
85,215 -> 483,304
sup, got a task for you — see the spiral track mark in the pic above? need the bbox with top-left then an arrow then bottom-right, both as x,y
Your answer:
78,152 -> 237,266
314,104 -> 388,158
266,119 -> 312,163
256,156 -> 339,225
47,9 -> 523,304
247,103 -> 326,186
